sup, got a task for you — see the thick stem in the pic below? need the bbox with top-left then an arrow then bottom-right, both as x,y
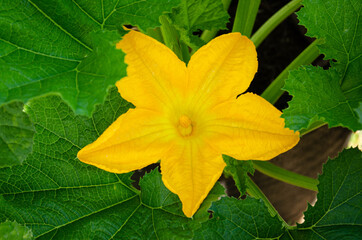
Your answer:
246,177 -> 290,227
246,177 -> 279,216
159,15 -> 189,62
146,27 -> 164,43
232,0 -> 261,37
251,0 -> 303,48
229,164 -> 288,225
252,161 -> 319,191
261,38 -> 322,104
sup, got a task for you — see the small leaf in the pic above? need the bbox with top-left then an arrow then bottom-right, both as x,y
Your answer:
167,0 -> 229,49
282,0 -> 362,131
0,102 -> 34,168
223,155 -> 254,196
0,220 -> 33,240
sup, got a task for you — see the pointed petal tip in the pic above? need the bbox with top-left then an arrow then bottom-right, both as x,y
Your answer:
77,145 -> 87,162
116,30 -> 138,50
182,206 -> 195,218
161,156 -> 225,218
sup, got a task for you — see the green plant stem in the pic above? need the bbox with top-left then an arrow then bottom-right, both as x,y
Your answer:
251,0 -> 303,48
146,27 -> 164,43
300,121 -> 327,136
246,177 -> 278,216
252,161 -> 319,191
229,161 -> 287,226
246,177 -> 290,227
200,0 -> 232,43
159,15 -> 190,62
261,38 -> 322,104
232,0 -> 261,37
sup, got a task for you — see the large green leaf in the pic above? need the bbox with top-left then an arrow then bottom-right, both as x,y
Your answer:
282,0 -> 362,131
0,101 -> 34,168
287,148 -> 362,239
195,148 -> 362,239
194,197 -> 285,240
167,0 -> 229,49
0,87 -> 224,239
0,0 -> 180,115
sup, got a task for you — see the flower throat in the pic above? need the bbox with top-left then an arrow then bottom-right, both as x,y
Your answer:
178,115 -> 193,137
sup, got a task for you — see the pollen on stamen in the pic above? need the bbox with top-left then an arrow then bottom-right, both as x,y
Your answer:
178,115 -> 193,137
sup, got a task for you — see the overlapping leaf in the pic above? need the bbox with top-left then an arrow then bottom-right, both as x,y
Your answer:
194,197 -> 285,240
282,0 -> 362,131
0,88 -> 224,239
223,155 -> 254,196
195,148 -> 362,239
0,220 -> 33,240
0,0 -> 180,115
287,148 -> 362,239
0,101 -> 34,168
167,0 -> 229,49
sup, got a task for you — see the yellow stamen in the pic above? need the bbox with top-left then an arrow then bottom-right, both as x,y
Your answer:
178,115 -> 193,136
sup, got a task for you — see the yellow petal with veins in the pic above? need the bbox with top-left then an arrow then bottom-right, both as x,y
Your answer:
77,108 -> 174,173
161,139 -> 226,217
187,33 -> 257,109
208,93 -> 299,160
116,31 -> 188,111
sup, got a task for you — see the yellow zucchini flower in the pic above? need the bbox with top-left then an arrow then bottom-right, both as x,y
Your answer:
77,30 -> 299,218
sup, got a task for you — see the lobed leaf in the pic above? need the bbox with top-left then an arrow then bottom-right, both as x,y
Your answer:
195,148 -> 362,239
0,0 -> 180,115
282,0 -> 362,131
0,87 -> 224,239
288,148 -> 362,239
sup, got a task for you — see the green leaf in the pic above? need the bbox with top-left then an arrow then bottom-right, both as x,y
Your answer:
282,0 -> 362,131
0,0 -> 180,115
355,103 -> 362,125
223,155 -> 254,196
288,148 -> 362,239
0,102 -> 34,168
196,148 -> 362,239
0,220 -> 33,240
0,88 -> 223,239
194,197 -> 285,240
167,0 -> 229,49
192,183 -> 225,223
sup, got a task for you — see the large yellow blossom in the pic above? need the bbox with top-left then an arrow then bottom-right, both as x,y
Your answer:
77,30 -> 299,217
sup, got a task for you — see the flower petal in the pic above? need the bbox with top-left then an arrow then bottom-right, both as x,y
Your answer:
77,109 -> 174,173
187,33 -> 257,108
208,93 -> 299,160
160,139 -> 226,217
116,31 -> 188,111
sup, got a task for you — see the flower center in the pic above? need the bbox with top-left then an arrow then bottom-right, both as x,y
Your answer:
178,115 -> 193,137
